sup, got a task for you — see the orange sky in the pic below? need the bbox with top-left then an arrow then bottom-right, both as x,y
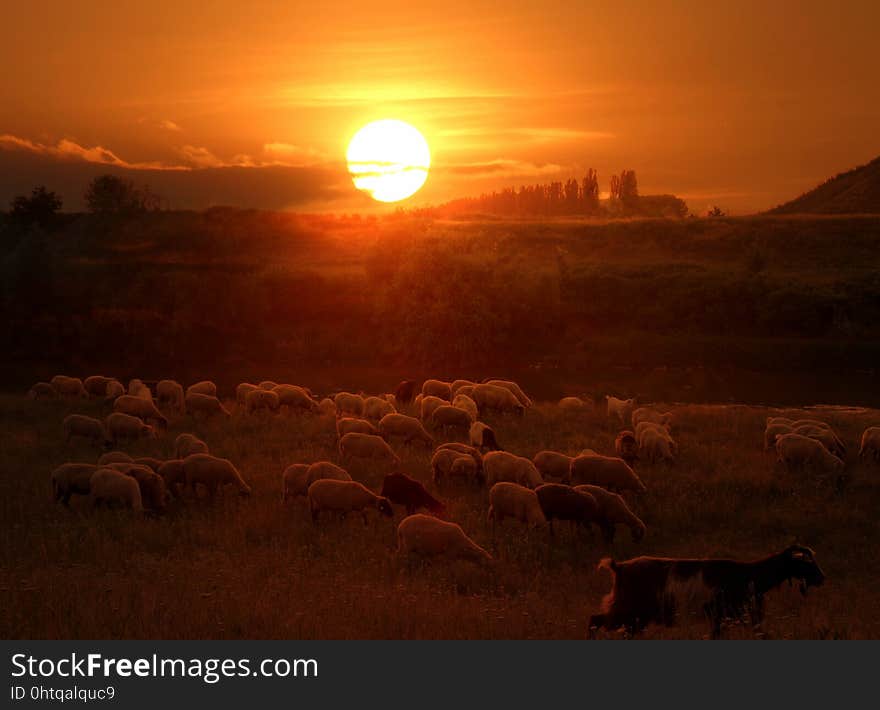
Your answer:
2,1 -> 879,213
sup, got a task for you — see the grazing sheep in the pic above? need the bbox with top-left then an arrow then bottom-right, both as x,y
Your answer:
606,396 -> 635,424
394,380 -> 418,405
614,431 -> 639,466
383,393 -> 397,408
469,421 -> 501,452
63,414 -> 107,446
175,433 -> 209,459
157,459 -> 186,497
114,395 -> 168,429
84,375 -> 113,397
185,392 -> 231,418
532,451 -> 573,483
632,407 -> 673,429
127,379 -> 150,398
766,416 -> 795,428
569,453 -> 646,493
105,379 -> 125,402
450,379 -> 477,397
105,412 -> 155,445
431,448 -> 479,486
859,427 -> 880,463
183,453 -> 251,498
397,514 -> 492,566
28,382 -> 58,400
589,545 -> 825,638
274,384 -> 319,413
471,384 -> 525,417
281,464 -> 310,502
792,424 -> 846,460
419,395 -> 449,422
378,413 -> 434,447
157,379 -> 186,413
51,463 -> 98,505
436,443 -> 484,475
258,380 -> 278,391
334,391 -> 365,418
483,451 -> 543,489
187,380 -> 218,398
133,456 -> 164,472
123,464 -> 168,513
51,375 -> 88,399
364,395 -> 395,421
640,428 -> 676,464
421,379 -> 452,400
236,383 -> 259,407
318,397 -> 337,417
339,432 -> 400,467
791,418 -> 833,429
535,483 -> 599,536
337,417 -> 378,438
574,485 -> 646,542
245,388 -> 280,415
307,479 -> 393,522
98,451 -> 133,466
559,396 -> 590,411
380,473 -> 445,515
775,433 -> 844,476
488,482 -> 547,527
484,379 -> 532,408
430,405 -> 473,438
452,394 -> 479,422
454,385 -> 474,400
764,422 -> 794,451
89,468 -> 143,512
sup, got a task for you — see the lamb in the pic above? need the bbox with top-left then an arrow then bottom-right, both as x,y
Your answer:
186,380 -> 218,398
307,479 -> 393,522
245,388 -> 280,415
471,384 -> 525,417
606,396 -> 635,425
640,428 -> 676,464
419,395 -> 449,422
51,463 -> 98,505
114,395 -> 168,429
88,468 -> 143,513
335,392 -> 365,418
63,414 -> 107,446
123,464 -> 168,513
157,379 -> 186,413
104,379 -> 125,402
51,375 -> 88,399
574,485 -> 646,542
273,384 -> 319,413
98,451 -> 134,466
258,380 -> 278,391
469,421 -> 501,452
452,394 -> 479,422
394,380 -> 419,404
431,448 -> 480,486
614,431 -> 639,466
380,473 -> 445,515
764,422 -> 794,451
183,453 -> 251,498
318,397 -> 337,417
364,395 -> 395,421
792,424 -> 846,460
338,432 -> 400,467
532,451 -> 573,483
535,483 -> 599,534
175,433 -> 209,458
559,396 -> 590,411
105,412 -> 155,445
589,545 -> 825,638
488,482 -> 547,527
775,433 -> 844,476
569,453 -> 646,493
337,417 -> 379,438
157,459 -> 186,497
859,427 -> 880,463
421,379 -> 452,400
282,461 -> 352,501
483,451 -> 543,489
396,514 -> 492,566
430,405 -> 473,438
378,413 -> 434,447
84,375 -> 113,398
631,407 -> 673,429
185,392 -> 231,418
484,379 -> 532,408
28,382 -> 58,400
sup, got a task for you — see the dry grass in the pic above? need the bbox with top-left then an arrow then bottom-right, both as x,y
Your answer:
1,393 -> 878,639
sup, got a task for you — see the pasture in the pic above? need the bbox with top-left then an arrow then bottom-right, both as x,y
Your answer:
1,391 -> 878,639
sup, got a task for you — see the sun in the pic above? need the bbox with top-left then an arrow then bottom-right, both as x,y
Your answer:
346,119 -> 430,202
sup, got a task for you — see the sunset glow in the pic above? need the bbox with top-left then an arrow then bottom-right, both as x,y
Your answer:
346,120 -> 430,202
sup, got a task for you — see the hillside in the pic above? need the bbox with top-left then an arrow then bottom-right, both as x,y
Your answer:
769,156 -> 880,214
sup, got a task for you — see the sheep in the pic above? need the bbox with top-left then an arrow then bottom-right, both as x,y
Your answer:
764,422 -> 794,451
51,375 -> 88,399
245,388 -> 280,415
84,375 -> 113,398
183,453 -> 251,498
454,385 -> 474,400
28,382 -> 58,400
488,482 -> 546,528
378,413 -> 434,447
274,384 -> 319,413
187,380 -> 218,398
471,384 -> 525,417
450,379 -> 477,397
105,412 -> 155,445
397,514 -> 492,566
469,421 -> 501,452
317,397 -> 337,417
588,545 -> 825,638
281,461 -> 352,501
186,392 -> 230,418
532,451 -> 573,483
421,379 -> 452,400
631,407 -> 673,429
574,485 -> 646,542
127,379 -> 150,398
606,396 -> 635,424
380,473 -> 445,515
775,433 -> 844,476
431,448 -> 479,486
235,383 -> 258,407
640,428 -> 676,464
51,463 -> 98,505
766,416 -> 795,428
483,451 -> 543,489
615,431 -> 639,466
258,380 -> 278,391
104,379 -> 125,402
394,380 -> 419,404
337,417 -> 379,438
335,391 -> 365,418
113,394 -> 168,429
307,479 -> 393,523
157,379 -> 186,413
123,464 -> 168,513
175,433 -> 209,459
339,432 -> 400,468
484,379 -> 532,408
436,443 -> 484,475
157,459 -> 186,497
558,396 -> 590,411
430,405 -> 473,438
419,395 -> 449,422
364,395 -> 395,421
89,468 -> 143,512
63,414 -> 107,446
452,394 -> 479,422
792,424 -> 846,460
133,456 -> 164,473
281,464 -> 310,502
859,427 -> 880,463
569,453 -> 646,493
98,451 -> 133,466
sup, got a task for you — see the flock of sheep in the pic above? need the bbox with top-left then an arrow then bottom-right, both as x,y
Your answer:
27,373 -> 880,635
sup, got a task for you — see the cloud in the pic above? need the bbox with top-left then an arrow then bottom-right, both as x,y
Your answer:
159,120 -> 182,132
0,134 -> 185,171
262,142 -> 324,166
438,159 -> 565,179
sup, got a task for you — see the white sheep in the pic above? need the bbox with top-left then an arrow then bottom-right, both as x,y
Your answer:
273,384 -> 318,413
51,375 -> 88,399
281,464 -> 310,502
98,451 -> 133,466
157,459 -> 186,497
364,395 -> 396,421
318,397 -> 337,417
452,394 -> 479,422
84,375 -> 112,397
574,484 -> 647,542
484,379 -> 532,408
606,396 -> 635,424
792,424 -> 846,460
334,392 -> 365,418
89,468 -> 143,512
569,452 -> 646,493
236,383 -> 259,407
776,433 -> 844,476
419,395 -> 449,422
28,382 -> 58,400
307,479 -> 393,522
339,432 -> 400,467
471,384 -> 524,417
639,427 -> 676,463
175,433 -> 209,459
282,461 -> 352,502
631,407 -> 673,429
157,379 -> 186,413
468,421 -> 500,451
245,388 -> 280,415
105,412 -> 155,445
104,379 -> 125,402
122,464 -> 168,513
532,450 -> 573,483
258,380 -> 278,391
431,448 -> 479,485
430,405 -> 473,437
128,379 -> 149,397
421,379 -> 452,400
488,482 -> 547,527
337,417 -> 378,438
63,414 -> 107,445
483,451 -> 543,489
766,416 -> 795,427
859,427 -> 880,463
558,396 -> 590,411
378,413 -> 434,447
185,392 -> 230,418
450,379 -> 476,397
435,443 -> 484,475
764,422 -> 794,451
187,380 -> 218,398
397,514 -> 492,566
113,395 -> 168,429
183,453 -> 251,498
52,462 -> 98,505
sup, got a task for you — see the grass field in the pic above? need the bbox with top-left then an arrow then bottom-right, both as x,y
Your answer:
1,390 -> 878,640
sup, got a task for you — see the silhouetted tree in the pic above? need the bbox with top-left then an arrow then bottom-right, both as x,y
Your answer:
581,169 -> 599,214
618,169 -> 639,210
9,186 -> 62,229
84,174 -> 160,214
708,205 -> 726,217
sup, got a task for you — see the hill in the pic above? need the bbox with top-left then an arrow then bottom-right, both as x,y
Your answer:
769,156 -> 880,214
